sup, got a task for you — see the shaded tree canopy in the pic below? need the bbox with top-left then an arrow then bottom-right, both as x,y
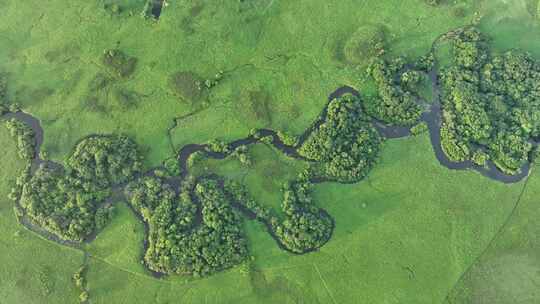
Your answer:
299,93 -> 383,183
127,176 -> 248,276
440,27 -> 540,174
67,135 -> 143,187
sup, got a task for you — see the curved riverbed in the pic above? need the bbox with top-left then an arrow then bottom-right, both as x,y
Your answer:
0,75 -> 532,277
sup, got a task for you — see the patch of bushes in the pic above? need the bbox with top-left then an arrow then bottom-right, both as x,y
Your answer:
205,139 -> 231,154
104,3 -> 121,15
141,0 -> 164,19
5,118 -> 35,161
299,93 -> 382,183
276,131 -> 298,146
366,57 -> 424,125
410,121 -> 428,136
163,156 -> 182,176
232,145 -> 252,166
73,265 -> 90,303
439,27 -> 540,174
126,176 -> 248,276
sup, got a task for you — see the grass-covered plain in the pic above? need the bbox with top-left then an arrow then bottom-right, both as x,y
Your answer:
446,163 -> 540,304
0,0 -> 474,167
2,0 -> 540,303
84,201 -> 147,276
191,143 -> 308,213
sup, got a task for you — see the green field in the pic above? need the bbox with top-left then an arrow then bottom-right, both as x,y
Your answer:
0,0 -> 474,167
446,162 -> 540,304
2,0 -> 540,303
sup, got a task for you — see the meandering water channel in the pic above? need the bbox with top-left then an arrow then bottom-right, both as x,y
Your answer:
0,57 -> 532,276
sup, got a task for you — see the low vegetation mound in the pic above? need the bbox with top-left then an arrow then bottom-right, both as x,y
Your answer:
102,49 -> 138,78
343,25 -> 385,64
168,71 -> 203,102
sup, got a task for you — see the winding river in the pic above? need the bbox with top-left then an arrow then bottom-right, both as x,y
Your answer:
0,34 -> 533,275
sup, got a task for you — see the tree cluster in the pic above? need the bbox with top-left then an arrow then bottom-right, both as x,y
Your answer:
126,176 -> 248,276
274,181 -> 333,253
5,118 -> 36,161
298,94 -> 383,183
440,27 -> 540,174
18,135 -> 142,241
19,165 -> 112,241
67,135 -> 143,187
366,57 -> 424,125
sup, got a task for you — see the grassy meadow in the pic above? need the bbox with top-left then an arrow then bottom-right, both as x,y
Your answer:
1,0 -> 540,303
0,0 -> 473,167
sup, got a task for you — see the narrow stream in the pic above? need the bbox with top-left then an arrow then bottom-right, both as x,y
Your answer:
150,0 -> 164,19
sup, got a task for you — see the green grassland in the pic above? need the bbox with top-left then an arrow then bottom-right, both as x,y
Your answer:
446,163 -> 540,304
2,0 -> 540,303
84,201 -> 147,276
0,0 -> 473,167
